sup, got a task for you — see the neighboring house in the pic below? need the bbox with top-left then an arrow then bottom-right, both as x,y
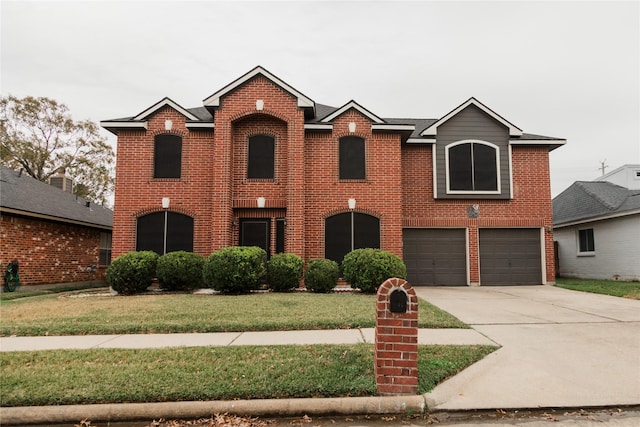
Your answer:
0,166 -> 113,286
553,165 -> 640,281
101,66 -> 565,286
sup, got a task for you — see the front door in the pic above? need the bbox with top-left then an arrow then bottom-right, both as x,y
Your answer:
240,219 -> 271,257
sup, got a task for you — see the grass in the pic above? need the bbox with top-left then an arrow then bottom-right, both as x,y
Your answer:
0,344 -> 496,407
0,282 -> 106,301
0,292 -> 467,336
556,277 -> 640,300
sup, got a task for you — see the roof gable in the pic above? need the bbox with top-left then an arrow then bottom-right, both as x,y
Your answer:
203,66 -> 315,109
319,100 -> 384,124
420,97 -> 522,137
134,97 -> 200,121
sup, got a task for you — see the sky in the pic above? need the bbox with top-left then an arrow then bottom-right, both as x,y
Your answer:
1,0 -> 639,197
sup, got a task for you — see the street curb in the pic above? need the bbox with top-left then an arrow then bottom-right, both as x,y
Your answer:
0,395 -> 428,425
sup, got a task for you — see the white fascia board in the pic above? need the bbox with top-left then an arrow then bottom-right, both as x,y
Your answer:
420,97 -> 523,137
553,209 -> 640,229
185,122 -> 214,129
100,121 -> 148,130
406,137 -> 436,143
203,66 -> 314,108
134,98 -> 199,121
510,139 -> 567,146
320,100 -> 384,123
372,124 -> 415,131
304,123 -> 333,130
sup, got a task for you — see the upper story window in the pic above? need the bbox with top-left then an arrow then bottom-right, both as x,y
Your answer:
578,228 -> 595,254
446,141 -> 499,193
247,135 -> 275,179
339,136 -> 366,180
154,134 -> 182,178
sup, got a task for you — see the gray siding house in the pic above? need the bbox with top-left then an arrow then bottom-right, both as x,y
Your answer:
553,165 -> 640,281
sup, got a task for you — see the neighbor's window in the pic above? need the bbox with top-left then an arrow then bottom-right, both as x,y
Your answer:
99,232 -> 112,266
447,141 -> 499,192
154,134 -> 182,178
578,228 -> 595,253
247,135 -> 275,179
339,136 -> 366,180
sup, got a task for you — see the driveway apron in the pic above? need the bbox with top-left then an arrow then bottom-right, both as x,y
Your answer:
414,285 -> 640,410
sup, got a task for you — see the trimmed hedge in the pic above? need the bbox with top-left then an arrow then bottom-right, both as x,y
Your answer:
156,251 -> 206,292
106,251 -> 159,295
341,248 -> 406,293
267,253 -> 303,292
203,246 -> 267,294
304,258 -> 340,293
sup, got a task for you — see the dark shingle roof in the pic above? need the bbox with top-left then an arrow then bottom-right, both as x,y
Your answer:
552,181 -> 640,226
0,166 -> 113,229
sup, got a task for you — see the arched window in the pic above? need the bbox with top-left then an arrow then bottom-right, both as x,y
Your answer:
247,135 -> 275,179
325,212 -> 380,264
136,211 -> 194,254
154,134 -> 182,178
446,141 -> 499,192
339,136 -> 366,180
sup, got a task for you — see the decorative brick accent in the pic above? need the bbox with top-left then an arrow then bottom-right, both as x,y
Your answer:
375,278 -> 418,395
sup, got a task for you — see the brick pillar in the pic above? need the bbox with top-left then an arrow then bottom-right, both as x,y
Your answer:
375,278 -> 418,395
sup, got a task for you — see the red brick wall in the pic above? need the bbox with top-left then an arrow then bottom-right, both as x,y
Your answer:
0,214 -> 103,286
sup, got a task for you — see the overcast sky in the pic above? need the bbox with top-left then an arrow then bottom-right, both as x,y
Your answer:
2,0 -> 639,197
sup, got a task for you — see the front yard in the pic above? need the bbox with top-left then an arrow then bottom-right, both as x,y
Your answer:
556,277 -> 640,299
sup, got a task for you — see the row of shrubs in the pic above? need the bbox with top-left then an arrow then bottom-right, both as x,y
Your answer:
106,247 -> 406,295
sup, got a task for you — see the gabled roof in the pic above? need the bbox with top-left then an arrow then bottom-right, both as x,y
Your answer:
319,100 -> 384,123
420,97 -> 523,137
553,181 -> 640,227
133,97 -> 200,121
0,166 -> 113,230
203,66 -> 315,110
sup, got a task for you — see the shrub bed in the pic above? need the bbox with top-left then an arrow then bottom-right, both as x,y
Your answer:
305,259 -> 340,293
156,251 -> 206,291
203,246 -> 266,294
106,251 -> 159,295
342,248 -> 406,293
267,253 -> 303,292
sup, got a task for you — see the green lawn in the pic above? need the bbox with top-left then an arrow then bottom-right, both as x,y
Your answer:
0,344 -> 496,406
0,291 -> 467,337
556,278 -> 640,299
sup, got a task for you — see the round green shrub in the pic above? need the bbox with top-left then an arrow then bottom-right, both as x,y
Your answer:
106,251 -> 159,295
341,248 -> 406,293
156,251 -> 206,292
267,253 -> 303,292
203,246 -> 267,294
304,258 -> 340,293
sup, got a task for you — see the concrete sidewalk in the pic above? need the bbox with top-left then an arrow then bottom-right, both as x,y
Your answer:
0,328 -> 495,352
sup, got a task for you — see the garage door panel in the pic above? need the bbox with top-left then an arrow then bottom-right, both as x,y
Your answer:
479,228 -> 542,286
403,229 -> 467,286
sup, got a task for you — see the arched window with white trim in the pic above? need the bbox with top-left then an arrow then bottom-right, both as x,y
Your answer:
446,140 -> 500,193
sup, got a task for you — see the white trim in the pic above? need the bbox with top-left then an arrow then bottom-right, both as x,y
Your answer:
576,227 -> 596,256
420,97 -> 522,137
432,144 -> 438,199
100,121 -> 148,130
203,66 -> 314,108
304,123 -> 333,130
185,122 -> 214,129
508,144 -> 514,199
407,137 -> 436,143
540,227 -> 547,285
509,138 -> 567,146
465,227 -> 471,286
444,140 -> 501,195
134,97 -> 199,121
320,100 -> 384,123
553,209 -> 640,228
371,124 -> 415,131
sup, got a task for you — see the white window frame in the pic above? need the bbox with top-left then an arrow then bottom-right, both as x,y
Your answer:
445,140 -> 501,195
577,228 -> 596,256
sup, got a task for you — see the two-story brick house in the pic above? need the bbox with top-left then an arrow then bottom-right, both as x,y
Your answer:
102,66 -> 565,286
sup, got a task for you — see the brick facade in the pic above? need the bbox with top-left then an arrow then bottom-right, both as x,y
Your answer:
104,66 -> 564,286
0,214 -> 104,286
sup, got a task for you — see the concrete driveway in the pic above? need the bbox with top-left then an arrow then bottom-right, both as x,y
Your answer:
413,285 -> 640,410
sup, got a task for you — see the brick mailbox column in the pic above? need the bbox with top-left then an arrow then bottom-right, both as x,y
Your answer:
375,278 -> 418,395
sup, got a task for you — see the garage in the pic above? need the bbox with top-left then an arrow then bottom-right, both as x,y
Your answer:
479,228 -> 542,285
403,228 -> 467,286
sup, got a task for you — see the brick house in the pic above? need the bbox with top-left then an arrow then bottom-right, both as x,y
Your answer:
0,166 -> 113,286
102,66 -> 565,286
